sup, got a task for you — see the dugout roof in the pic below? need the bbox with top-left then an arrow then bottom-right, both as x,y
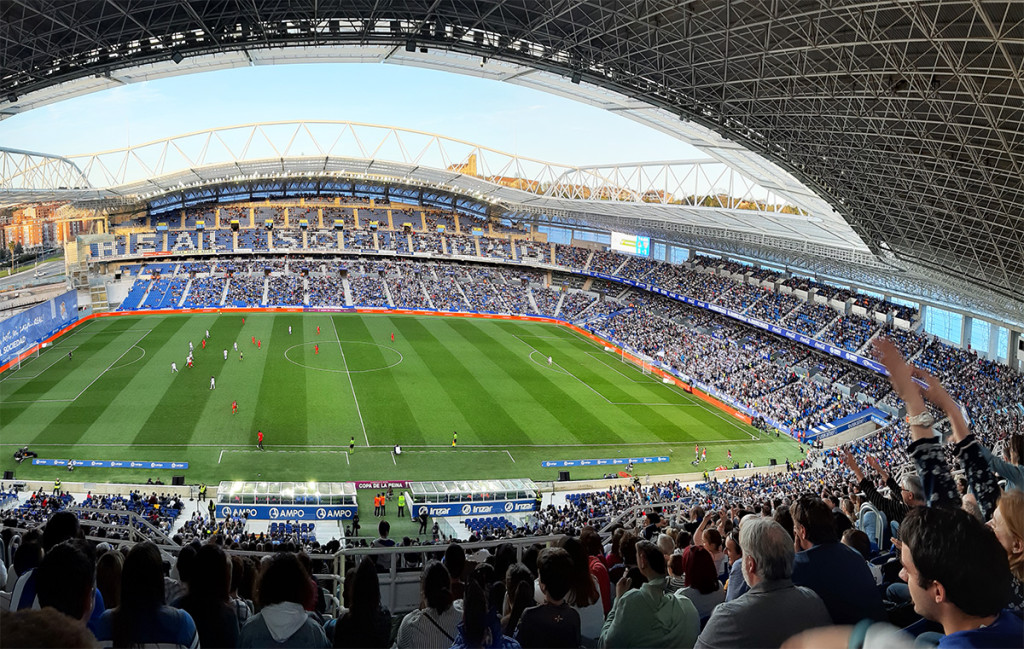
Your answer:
3,1 -> 1023,313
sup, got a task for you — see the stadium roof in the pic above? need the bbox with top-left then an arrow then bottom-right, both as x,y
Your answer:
2,1 -> 1023,317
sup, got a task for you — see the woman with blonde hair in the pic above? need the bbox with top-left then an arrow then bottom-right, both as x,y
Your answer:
990,489 -> 1024,615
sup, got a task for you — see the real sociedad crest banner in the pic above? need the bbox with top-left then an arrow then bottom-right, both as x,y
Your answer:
1,290 -> 78,364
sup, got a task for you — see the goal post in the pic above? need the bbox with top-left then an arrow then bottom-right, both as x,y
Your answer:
614,347 -> 655,376
6,343 -> 41,374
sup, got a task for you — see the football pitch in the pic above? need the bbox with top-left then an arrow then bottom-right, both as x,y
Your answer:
0,313 -> 802,483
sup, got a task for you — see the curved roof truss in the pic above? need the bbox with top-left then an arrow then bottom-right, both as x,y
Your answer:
2,1 -> 1023,313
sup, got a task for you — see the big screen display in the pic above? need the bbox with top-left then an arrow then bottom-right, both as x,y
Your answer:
610,232 -> 651,256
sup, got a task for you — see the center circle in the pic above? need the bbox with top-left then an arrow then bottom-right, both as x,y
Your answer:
284,341 -> 403,373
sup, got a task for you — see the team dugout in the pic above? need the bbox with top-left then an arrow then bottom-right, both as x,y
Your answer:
216,481 -> 359,522
406,478 -> 539,519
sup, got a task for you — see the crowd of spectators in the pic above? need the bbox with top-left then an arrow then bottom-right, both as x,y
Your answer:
266,276 -> 306,307
713,283 -> 769,312
224,275 -> 266,308
555,244 -> 592,269
784,301 -> 838,337
348,275 -> 389,308
388,274 -> 430,310
559,292 -> 599,321
307,275 -> 347,306
4,338 -> 1024,647
531,286 -> 561,317
823,315 -> 880,353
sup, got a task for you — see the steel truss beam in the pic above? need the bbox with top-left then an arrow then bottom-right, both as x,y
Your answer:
1,1 -> 1022,308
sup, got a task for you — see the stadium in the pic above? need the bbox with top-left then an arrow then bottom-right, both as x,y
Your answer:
1,3 -> 1023,648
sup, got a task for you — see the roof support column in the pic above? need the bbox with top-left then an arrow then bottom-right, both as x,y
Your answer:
988,324 -> 1000,361
1009,331 -> 1022,372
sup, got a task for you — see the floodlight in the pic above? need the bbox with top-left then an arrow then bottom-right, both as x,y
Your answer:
170,50 -> 184,64
571,71 -> 582,84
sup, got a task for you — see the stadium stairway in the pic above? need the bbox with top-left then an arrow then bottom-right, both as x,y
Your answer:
219,280 -> 230,306
452,278 -> 472,310
261,278 -> 269,305
342,279 -> 354,306
420,283 -> 435,309
554,290 -> 566,318
176,279 -> 192,308
582,249 -> 596,271
610,257 -> 630,277
573,297 -> 598,321
858,328 -> 884,356
526,286 -> 540,314
136,280 -> 155,307
382,279 -> 395,307
816,312 -> 843,339
779,298 -> 803,321
742,291 -> 768,314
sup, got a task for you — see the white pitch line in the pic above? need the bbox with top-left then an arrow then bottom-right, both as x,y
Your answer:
219,449 -> 224,464
586,351 -> 661,384
506,450 -> 515,463
390,451 -> 396,465
518,334 -> 693,407
331,315 -> 369,447
0,318 -> 103,382
2,330 -> 153,404
660,380 -> 758,441
3,438 -> 759,449
562,327 -> 759,441
2,344 -> 82,381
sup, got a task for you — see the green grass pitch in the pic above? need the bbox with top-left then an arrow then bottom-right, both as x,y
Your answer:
0,313 -> 803,484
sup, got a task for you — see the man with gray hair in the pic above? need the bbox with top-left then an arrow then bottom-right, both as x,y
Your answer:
695,517 -> 831,649
843,449 -> 923,524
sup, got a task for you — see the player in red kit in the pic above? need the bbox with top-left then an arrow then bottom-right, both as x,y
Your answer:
316,325 -> 321,334
391,332 -> 394,342
257,339 -> 261,349
257,430 -> 264,450
314,344 -> 319,355
252,335 -> 255,345
201,339 -> 206,350
232,400 -> 238,415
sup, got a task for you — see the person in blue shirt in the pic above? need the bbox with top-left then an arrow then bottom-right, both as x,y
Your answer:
93,541 -> 199,649
790,496 -> 886,625
785,506 -> 1022,649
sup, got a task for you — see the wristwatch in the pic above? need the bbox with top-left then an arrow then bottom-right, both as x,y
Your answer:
905,411 -> 935,428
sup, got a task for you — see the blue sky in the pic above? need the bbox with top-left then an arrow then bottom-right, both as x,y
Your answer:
0,63 -> 701,165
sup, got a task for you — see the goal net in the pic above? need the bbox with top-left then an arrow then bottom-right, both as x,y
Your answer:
8,344 -> 42,374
